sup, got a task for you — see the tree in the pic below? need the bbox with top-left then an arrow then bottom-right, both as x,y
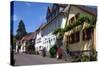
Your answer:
15,20 -> 27,40
12,35 -> 16,44
53,28 -> 65,39
53,28 -> 65,48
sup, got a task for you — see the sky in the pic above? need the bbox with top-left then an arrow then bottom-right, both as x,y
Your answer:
12,1 -> 52,35
12,1 -> 97,35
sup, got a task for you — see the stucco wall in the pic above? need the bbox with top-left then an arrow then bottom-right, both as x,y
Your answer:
67,6 -> 94,26
64,5 -> 95,52
68,40 -> 92,51
36,13 -> 67,52
42,14 -> 66,36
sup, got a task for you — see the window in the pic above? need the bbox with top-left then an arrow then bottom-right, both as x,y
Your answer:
53,4 -> 57,9
49,40 -> 51,43
83,27 -> 93,41
66,35 -> 69,44
51,39 -> 52,42
43,41 -> 45,44
71,17 -> 75,24
54,38 -> 55,40
55,10 -> 58,16
66,36 -> 69,44
75,31 -> 80,42
66,31 -> 80,44
69,17 -> 75,25
47,41 -> 48,43
51,13 -> 53,19
41,34 -> 43,37
69,20 -> 71,25
26,42 -> 28,45
48,13 -> 52,22
52,12 -> 55,18
70,33 -> 75,43
75,13 -> 80,19
22,40 -> 24,44
68,36 -> 70,44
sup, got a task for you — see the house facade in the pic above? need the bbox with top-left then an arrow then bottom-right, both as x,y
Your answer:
35,23 -> 46,53
16,32 -> 36,53
16,40 -> 21,53
63,5 -> 97,56
35,4 -> 69,52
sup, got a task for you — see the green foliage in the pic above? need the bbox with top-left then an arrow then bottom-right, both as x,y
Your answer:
49,46 -> 56,58
53,16 -> 95,40
73,51 -> 97,62
78,16 -> 89,23
73,55 -> 90,62
81,55 -> 90,62
90,50 -> 97,61
13,36 -> 16,45
53,28 -> 65,39
15,20 -> 27,40
53,28 -> 64,35
64,15 -> 95,32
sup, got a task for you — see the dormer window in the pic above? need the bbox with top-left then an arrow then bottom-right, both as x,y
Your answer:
41,34 -> 43,37
83,27 -> 93,41
75,13 -> 80,19
69,17 -> 75,25
71,17 -> 74,21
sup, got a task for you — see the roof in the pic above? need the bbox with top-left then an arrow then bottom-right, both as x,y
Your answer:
47,4 -> 67,13
57,4 -> 68,8
16,40 -> 21,45
48,7 -> 52,13
43,4 -> 68,31
35,23 -> 46,32
36,4 -> 97,33
21,32 -> 36,41
73,5 -> 97,16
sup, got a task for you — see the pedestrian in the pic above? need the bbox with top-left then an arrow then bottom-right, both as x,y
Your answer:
56,47 -> 62,60
42,47 -> 46,57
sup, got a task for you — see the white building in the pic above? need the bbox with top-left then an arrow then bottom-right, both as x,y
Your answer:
35,4 -> 70,52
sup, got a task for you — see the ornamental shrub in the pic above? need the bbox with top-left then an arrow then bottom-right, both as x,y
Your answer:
81,55 -> 90,62
49,47 -> 56,58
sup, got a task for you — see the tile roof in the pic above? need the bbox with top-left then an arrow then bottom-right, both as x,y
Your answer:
35,22 -> 46,32
16,40 -> 21,45
35,4 -> 97,34
75,5 -> 97,16
21,32 -> 36,41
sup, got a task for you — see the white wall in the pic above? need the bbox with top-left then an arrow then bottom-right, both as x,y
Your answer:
42,34 -> 56,51
35,10 -> 67,52
37,14 -> 67,52
42,14 -> 65,35
35,31 -> 43,51
61,16 -> 67,28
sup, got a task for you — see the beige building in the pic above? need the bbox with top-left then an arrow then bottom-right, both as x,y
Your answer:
63,5 -> 97,56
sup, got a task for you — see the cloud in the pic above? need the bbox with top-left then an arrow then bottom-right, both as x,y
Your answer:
13,14 -> 18,21
25,3 -> 31,6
